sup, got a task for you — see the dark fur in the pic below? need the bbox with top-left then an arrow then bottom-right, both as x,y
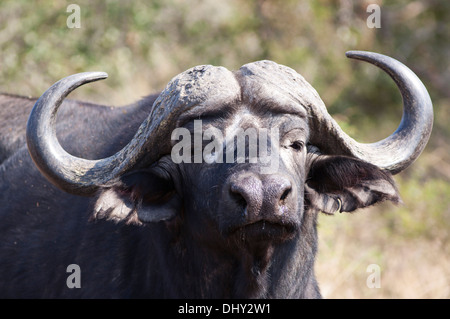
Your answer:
0,92 -> 399,298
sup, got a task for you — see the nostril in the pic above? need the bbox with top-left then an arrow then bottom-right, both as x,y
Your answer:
229,174 -> 263,218
280,187 -> 291,202
231,191 -> 247,208
230,190 -> 248,217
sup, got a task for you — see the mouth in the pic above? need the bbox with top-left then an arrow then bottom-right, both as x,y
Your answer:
229,219 -> 298,244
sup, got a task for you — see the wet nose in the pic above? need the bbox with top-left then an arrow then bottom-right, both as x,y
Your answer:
264,174 -> 292,209
230,173 -> 292,221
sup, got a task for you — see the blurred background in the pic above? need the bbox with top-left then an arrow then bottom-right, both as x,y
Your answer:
0,0 -> 448,298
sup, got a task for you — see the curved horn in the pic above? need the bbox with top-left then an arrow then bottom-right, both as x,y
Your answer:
310,51 -> 433,174
26,72 -> 140,196
27,66 -> 240,196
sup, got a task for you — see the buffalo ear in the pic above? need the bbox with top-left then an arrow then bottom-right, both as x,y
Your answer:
93,167 -> 180,225
305,155 -> 401,214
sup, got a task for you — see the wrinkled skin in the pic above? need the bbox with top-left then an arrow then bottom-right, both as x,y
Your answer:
92,92 -> 321,298
92,73 -> 399,298
146,102 -> 313,298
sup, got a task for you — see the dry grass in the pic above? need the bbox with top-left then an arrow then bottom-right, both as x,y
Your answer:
315,206 -> 450,299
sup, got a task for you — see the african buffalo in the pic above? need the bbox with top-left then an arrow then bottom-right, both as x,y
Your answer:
0,51 -> 433,298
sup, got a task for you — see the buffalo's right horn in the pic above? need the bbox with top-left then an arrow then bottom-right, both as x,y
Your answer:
26,71 -> 147,196
26,66 -> 240,196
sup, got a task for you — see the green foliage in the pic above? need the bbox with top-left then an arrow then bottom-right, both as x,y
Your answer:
393,173 -> 450,241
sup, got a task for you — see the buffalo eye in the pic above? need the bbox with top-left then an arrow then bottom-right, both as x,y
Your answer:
290,141 -> 304,151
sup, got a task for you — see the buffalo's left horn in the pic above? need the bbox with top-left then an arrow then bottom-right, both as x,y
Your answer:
309,51 -> 433,174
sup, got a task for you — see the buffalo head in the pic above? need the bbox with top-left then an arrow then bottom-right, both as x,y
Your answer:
26,51 -> 433,297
